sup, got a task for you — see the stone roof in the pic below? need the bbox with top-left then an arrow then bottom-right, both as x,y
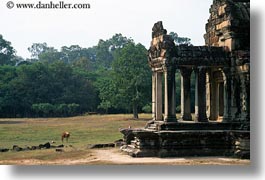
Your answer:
174,45 -> 230,67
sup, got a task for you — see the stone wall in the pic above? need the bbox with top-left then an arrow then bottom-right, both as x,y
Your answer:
204,0 -> 250,51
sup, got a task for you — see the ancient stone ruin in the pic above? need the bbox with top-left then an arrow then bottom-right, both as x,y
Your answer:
121,0 -> 250,158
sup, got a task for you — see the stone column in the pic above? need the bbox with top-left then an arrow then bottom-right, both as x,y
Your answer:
244,72 -> 250,122
222,68 -> 232,122
152,72 -> 156,120
206,72 -> 211,119
155,72 -> 163,121
164,69 -> 177,122
180,67 -> 192,121
195,67 -> 208,122
219,83 -> 224,116
209,78 -> 219,120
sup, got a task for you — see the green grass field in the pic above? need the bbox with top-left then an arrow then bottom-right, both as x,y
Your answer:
0,114 -> 150,162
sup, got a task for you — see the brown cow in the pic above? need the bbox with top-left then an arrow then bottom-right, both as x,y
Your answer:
61,132 -> 70,143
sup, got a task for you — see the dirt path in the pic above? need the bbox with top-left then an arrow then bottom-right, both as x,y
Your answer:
91,149 -> 250,165
0,148 -> 250,165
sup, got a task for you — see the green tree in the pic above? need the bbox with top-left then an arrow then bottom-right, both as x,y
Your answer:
0,61 -> 98,117
111,42 -> 151,119
169,32 -> 192,46
38,50 -> 61,63
0,65 -> 17,116
28,43 -> 59,61
95,33 -> 133,68
61,45 -> 83,64
95,70 -> 117,113
72,57 -> 93,71
28,42 -> 48,59
0,34 -> 16,65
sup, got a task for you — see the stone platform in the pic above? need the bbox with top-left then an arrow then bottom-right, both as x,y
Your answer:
120,122 -> 250,159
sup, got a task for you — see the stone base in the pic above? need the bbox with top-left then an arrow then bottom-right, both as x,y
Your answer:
120,122 -> 250,159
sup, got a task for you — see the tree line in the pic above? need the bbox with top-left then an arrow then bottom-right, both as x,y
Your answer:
0,33 -> 193,118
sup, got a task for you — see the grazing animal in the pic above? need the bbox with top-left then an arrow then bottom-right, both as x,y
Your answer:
61,132 -> 70,143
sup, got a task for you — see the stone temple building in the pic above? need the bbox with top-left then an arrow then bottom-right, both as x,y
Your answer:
121,0 -> 250,158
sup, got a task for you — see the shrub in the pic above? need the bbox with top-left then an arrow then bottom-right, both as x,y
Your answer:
32,103 -> 54,117
142,103 -> 152,113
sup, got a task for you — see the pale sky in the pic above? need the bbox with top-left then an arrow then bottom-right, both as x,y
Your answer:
1,0 -> 212,58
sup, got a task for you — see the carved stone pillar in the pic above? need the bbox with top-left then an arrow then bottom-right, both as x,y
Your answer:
152,72 -> 156,120
155,72 -> 163,121
245,72 -> 250,121
180,67 -> 192,121
195,67 -> 208,122
164,69 -> 177,122
222,68 -> 232,122
240,71 -> 250,122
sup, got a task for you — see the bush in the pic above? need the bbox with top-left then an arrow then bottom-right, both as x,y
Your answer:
55,103 -> 68,116
67,103 -> 80,116
32,103 -> 80,117
32,103 -> 54,117
142,103 -> 152,113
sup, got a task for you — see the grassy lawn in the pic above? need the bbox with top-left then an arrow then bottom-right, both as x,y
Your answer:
0,114 -> 150,161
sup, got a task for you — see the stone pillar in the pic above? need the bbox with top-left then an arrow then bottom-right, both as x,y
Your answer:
219,83 -> 224,116
244,72 -> 250,122
239,71 -> 250,122
206,72 -> 211,119
195,67 -> 208,122
209,78 -> 219,120
222,68 -> 232,122
152,72 -> 156,120
180,67 -> 192,121
155,72 -> 163,121
164,69 -> 177,122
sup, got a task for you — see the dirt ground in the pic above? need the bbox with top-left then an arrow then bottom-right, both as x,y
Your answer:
0,148 -> 250,165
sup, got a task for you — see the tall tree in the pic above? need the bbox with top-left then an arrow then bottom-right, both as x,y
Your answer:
61,45 -> 83,64
96,33 -> 133,68
28,42 -> 48,59
111,42 -> 151,119
95,70 -> 117,113
28,43 -> 58,60
169,32 -> 192,46
0,34 -> 16,65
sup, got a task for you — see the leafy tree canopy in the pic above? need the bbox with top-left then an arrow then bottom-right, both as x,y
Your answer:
96,42 -> 151,118
169,32 -> 192,46
0,34 -> 16,65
